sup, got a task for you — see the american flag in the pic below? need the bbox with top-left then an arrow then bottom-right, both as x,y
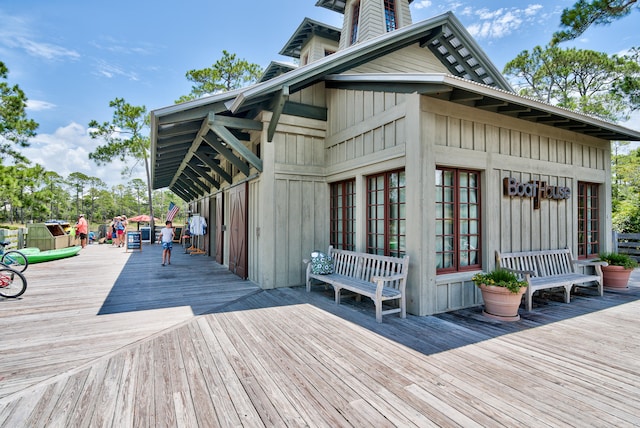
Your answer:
166,202 -> 180,222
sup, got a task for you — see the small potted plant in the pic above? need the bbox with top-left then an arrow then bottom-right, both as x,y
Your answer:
472,269 -> 528,321
597,252 -> 638,288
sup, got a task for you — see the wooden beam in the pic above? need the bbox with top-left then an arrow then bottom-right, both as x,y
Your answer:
268,86 -> 289,143
177,177 -> 204,197
169,112 -> 215,189
202,132 -> 251,176
187,162 -> 221,189
194,149 -> 233,184
211,124 -> 263,172
282,101 -> 327,121
182,169 -> 210,194
211,115 -> 263,131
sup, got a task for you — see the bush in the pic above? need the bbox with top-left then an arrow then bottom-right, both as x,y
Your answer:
598,252 -> 639,269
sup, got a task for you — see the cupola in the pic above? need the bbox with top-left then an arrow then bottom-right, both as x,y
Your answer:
317,0 -> 414,50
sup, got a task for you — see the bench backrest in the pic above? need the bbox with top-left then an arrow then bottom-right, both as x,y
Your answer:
496,248 -> 576,278
327,246 -> 409,283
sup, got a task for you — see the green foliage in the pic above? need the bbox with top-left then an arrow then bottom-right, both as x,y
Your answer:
179,50 -> 263,102
503,45 -> 640,122
552,0 -> 638,44
471,269 -> 528,293
88,98 -> 155,227
0,61 -> 39,162
598,252 -> 639,269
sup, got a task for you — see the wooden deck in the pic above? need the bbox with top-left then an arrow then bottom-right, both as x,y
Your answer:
1,243 -> 639,426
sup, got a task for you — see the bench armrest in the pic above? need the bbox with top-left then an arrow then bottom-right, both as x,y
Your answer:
371,273 -> 407,297
573,259 -> 608,267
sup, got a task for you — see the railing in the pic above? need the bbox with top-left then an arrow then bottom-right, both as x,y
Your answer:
613,231 -> 640,261
0,228 -> 27,249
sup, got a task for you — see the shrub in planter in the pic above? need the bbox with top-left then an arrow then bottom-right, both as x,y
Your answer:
598,252 -> 638,288
472,269 -> 528,321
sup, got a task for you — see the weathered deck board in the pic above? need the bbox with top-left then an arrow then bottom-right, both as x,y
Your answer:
1,242 -> 640,426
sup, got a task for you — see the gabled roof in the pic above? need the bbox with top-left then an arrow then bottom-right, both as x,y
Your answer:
259,61 -> 297,83
229,12 -> 513,114
316,0 -> 414,13
324,73 -> 640,141
151,11 -> 640,200
279,18 -> 341,59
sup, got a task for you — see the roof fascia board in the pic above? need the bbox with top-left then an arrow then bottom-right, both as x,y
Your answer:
229,13 -> 456,113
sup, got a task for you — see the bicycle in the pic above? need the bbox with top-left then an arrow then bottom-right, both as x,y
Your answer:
0,266 -> 27,298
0,241 -> 28,273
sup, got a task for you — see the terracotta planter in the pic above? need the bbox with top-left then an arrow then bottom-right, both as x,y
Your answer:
479,284 -> 527,321
601,265 -> 633,288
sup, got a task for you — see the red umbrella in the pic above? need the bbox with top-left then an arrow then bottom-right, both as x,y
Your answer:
127,215 -> 161,222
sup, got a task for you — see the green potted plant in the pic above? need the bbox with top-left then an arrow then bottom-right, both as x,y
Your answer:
597,252 -> 638,289
472,269 -> 528,321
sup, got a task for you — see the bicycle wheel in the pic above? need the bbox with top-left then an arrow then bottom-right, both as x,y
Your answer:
0,267 -> 27,298
1,250 -> 28,273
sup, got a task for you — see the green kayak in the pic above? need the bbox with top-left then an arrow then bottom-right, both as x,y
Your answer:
20,246 -> 82,264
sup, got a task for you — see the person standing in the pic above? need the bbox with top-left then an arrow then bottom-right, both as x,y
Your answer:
76,214 -> 89,249
158,220 -> 175,266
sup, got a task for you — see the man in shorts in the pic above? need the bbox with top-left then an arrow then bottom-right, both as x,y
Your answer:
158,220 -> 175,266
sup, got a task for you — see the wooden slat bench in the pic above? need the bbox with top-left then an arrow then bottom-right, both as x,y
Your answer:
496,248 -> 607,311
305,246 -> 409,323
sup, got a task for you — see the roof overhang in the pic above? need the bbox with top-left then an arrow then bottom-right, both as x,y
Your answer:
316,0 -> 414,13
324,73 -> 640,141
279,18 -> 341,59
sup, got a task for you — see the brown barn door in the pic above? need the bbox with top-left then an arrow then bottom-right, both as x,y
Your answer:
229,183 -> 248,279
216,194 -> 223,265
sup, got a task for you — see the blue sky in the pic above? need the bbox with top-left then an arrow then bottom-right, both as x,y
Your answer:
1,0 -> 639,187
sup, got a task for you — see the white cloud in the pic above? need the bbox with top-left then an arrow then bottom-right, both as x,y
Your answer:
93,59 -> 139,81
465,5 -> 544,40
26,99 -> 56,111
22,122 -> 142,188
0,12 -> 79,62
412,1 -> 432,9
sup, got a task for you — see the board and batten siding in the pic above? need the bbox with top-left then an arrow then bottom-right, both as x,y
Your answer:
347,44 -> 448,75
257,110 -> 328,288
325,88 -> 407,168
421,96 -> 611,315
300,36 -> 338,64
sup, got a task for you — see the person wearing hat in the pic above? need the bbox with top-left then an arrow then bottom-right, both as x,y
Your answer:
76,214 -> 89,249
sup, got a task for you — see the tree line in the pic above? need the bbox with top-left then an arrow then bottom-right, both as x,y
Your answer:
1,2 -> 640,230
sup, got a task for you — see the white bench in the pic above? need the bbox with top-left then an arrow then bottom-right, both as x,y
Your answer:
496,248 -> 607,311
305,246 -> 409,323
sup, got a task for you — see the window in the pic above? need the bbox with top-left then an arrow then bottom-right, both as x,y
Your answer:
367,170 -> 406,257
384,0 -> 398,32
350,1 -> 360,45
330,180 -> 356,251
578,182 -> 600,258
436,168 -> 481,273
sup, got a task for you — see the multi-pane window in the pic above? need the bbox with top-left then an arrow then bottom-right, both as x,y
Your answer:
578,182 -> 600,258
384,0 -> 397,32
436,167 -> 481,273
330,179 -> 356,251
367,170 -> 406,257
350,1 -> 360,45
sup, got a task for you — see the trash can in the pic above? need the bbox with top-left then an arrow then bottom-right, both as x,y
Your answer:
26,223 -> 70,250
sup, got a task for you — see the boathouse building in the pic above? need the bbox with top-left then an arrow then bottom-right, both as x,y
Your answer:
150,0 -> 640,316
